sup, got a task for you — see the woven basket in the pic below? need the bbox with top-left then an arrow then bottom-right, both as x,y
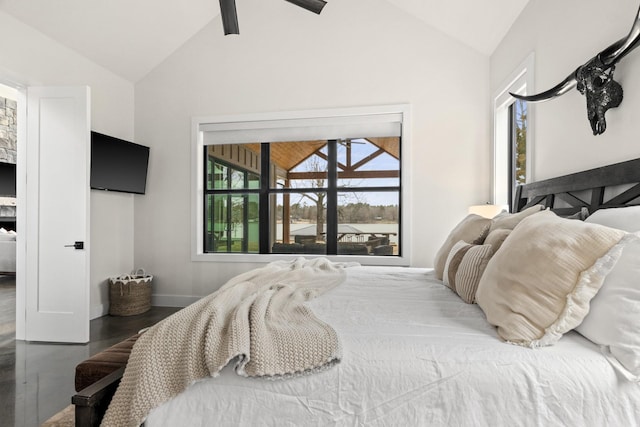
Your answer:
109,269 -> 153,316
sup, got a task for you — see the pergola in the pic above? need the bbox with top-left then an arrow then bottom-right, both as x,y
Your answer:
244,138 -> 400,243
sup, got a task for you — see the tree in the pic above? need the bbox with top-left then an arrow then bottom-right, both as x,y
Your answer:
292,151 -> 363,239
514,100 -> 527,185
294,156 -> 326,241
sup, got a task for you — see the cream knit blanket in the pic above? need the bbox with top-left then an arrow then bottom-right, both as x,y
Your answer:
101,258 -> 357,427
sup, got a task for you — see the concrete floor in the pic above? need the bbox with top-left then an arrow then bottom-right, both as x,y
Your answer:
0,275 -> 180,426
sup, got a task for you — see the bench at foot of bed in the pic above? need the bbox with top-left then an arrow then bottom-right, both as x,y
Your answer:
72,333 -> 140,427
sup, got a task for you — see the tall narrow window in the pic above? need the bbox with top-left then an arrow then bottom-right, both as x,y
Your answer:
508,99 -> 527,207
493,53 -> 534,211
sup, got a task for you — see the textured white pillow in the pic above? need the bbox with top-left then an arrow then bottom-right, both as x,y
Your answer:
585,205 -> 640,232
576,233 -> 640,381
476,210 -> 625,347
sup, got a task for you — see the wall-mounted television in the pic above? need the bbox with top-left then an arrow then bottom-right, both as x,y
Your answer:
0,162 -> 16,197
90,131 -> 150,195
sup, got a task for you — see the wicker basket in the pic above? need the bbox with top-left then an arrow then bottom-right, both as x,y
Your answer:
109,269 -> 153,316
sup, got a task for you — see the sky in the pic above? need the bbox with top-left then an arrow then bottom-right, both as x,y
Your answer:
291,138 -> 400,206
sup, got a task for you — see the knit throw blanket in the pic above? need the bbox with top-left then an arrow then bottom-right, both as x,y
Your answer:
101,258 -> 357,427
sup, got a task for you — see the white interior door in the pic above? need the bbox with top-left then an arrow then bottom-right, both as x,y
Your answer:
25,86 -> 91,343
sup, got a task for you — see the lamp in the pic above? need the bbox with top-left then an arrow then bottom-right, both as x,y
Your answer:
284,0 -> 327,14
219,0 -> 240,35
468,204 -> 506,219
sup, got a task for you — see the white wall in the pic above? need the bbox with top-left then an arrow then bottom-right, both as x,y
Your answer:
0,11 -> 135,320
134,0 -> 491,302
491,0 -> 640,181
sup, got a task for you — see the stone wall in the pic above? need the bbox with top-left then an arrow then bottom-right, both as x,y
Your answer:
0,95 -> 17,220
0,96 -> 17,164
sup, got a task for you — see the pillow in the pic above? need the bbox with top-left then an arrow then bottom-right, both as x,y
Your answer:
476,210 -> 625,347
488,204 -> 544,233
585,205 -> 640,232
0,227 -> 6,233
576,233 -> 640,381
483,229 -> 511,254
442,240 -> 493,303
433,214 -> 490,280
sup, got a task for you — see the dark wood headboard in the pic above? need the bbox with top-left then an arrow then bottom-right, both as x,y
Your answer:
513,157 -> 640,215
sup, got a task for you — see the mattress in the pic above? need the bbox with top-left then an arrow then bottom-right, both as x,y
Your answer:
145,266 -> 640,426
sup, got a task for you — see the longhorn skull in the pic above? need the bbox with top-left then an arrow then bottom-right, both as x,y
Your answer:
511,4 -> 640,135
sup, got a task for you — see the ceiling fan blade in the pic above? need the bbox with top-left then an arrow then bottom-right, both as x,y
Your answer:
284,0 -> 327,15
219,0 -> 240,35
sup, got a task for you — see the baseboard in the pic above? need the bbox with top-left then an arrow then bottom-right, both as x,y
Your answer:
151,294 -> 199,308
90,303 -> 108,320
91,295 -> 196,318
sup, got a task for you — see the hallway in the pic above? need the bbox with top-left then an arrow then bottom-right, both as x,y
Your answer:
0,275 -> 179,426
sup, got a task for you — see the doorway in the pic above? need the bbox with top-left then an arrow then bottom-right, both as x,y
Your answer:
0,82 -> 18,343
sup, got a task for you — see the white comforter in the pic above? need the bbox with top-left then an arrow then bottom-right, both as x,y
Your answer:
146,266 -> 640,426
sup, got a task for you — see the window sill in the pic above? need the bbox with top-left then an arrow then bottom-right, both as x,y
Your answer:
191,252 -> 410,266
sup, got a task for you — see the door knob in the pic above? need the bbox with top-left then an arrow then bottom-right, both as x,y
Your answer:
64,241 -> 84,250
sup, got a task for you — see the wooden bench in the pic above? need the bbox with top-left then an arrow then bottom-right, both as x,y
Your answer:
72,333 -> 140,427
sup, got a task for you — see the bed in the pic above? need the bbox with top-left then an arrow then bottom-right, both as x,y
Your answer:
76,157 -> 640,426
144,267 -> 640,426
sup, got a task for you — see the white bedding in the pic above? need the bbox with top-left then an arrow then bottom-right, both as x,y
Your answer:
146,266 -> 640,426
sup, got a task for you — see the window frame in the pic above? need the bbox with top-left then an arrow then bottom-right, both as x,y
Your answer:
204,157 -> 260,253
493,53 -> 535,211
507,100 -> 527,211
191,105 -> 411,266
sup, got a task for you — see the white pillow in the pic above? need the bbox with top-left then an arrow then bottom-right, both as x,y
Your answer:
585,205 -> 640,232
0,227 -> 6,233
576,232 -> 640,381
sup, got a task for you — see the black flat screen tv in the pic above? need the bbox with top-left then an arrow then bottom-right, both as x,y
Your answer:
0,162 -> 16,197
90,131 -> 150,194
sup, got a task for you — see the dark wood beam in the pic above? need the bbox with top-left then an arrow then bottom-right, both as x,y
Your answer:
351,149 -> 385,171
314,150 -> 347,171
287,170 -> 400,180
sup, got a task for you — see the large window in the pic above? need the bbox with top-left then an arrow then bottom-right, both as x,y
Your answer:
204,138 -> 401,256
193,105 -> 410,265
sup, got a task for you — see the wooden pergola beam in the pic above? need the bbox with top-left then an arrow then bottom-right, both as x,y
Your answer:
287,170 -> 399,180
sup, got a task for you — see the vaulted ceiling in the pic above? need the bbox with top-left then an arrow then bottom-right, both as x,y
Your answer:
0,0 -> 529,83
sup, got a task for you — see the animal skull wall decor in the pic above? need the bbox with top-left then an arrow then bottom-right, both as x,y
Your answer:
511,4 -> 640,135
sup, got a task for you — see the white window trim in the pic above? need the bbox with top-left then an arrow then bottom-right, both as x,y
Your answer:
492,52 -> 535,209
191,104 -> 412,266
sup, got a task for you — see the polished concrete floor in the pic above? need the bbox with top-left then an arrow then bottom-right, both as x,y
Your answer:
0,275 -> 180,426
